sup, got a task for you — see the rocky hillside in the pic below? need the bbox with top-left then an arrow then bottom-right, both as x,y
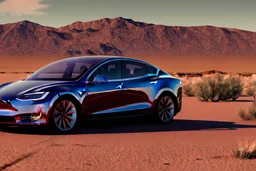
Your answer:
0,17 -> 255,57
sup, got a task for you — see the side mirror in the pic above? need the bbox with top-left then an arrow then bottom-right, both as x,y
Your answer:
93,75 -> 109,83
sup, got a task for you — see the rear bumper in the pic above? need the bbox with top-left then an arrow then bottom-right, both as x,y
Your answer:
176,87 -> 182,114
177,99 -> 182,113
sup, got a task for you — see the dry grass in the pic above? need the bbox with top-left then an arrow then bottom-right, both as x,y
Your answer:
238,109 -> 253,120
238,104 -> 256,120
235,140 -> 256,159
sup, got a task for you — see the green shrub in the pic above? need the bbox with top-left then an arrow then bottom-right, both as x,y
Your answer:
183,82 -> 195,97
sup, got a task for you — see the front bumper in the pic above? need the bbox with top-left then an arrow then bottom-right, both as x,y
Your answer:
0,99 -> 51,126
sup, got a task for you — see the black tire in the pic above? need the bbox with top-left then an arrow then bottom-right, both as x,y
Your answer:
49,98 -> 80,133
154,95 -> 176,123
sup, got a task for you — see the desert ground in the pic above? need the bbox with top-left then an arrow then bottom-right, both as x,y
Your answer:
1,95 -> 256,171
1,58 -> 256,171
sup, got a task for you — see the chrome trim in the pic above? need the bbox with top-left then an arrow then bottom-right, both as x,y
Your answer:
150,81 -> 158,84
92,102 -> 151,114
86,57 -> 160,82
24,92 -> 45,95
155,88 -> 176,100
87,89 -> 124,95
16,92 -> 50,101
18,81 -> 64,95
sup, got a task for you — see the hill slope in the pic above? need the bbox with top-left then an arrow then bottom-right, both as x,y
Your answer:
0,17 -> 256,57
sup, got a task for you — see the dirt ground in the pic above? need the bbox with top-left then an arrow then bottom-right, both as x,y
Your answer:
1,96 -> 256,171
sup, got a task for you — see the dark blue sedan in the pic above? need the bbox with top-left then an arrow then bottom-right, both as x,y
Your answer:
0,56 -> 182,132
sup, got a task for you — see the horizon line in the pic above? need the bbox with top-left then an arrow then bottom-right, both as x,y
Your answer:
0,16 -> 255,33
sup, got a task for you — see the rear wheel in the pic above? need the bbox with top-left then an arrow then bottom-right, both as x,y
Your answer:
50,99 -> 78,132
155,95 -> 175,123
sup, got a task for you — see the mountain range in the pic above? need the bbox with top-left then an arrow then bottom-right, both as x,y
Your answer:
0,17 -> 256,57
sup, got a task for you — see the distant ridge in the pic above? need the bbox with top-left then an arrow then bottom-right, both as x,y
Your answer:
0,17 -> 256,57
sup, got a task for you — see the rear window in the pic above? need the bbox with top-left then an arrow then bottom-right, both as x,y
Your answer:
123,61 -> 157,78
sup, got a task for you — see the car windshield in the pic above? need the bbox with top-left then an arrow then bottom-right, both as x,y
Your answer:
26,57 -> 103,81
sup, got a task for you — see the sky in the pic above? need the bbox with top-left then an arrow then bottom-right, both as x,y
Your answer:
0,0 -> 255,31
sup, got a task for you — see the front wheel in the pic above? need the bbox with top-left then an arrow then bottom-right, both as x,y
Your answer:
155,95 -> 176,123
50,99 -> 79,132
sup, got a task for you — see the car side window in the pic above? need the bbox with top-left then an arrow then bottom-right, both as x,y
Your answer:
123,61 -> 157,79
90,61 -> 122,81
71,62 -> 90,78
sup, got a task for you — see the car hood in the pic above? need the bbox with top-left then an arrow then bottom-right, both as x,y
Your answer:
0,80 -> 71,100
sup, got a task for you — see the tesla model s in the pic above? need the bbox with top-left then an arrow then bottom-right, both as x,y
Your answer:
0,56 -> 182,132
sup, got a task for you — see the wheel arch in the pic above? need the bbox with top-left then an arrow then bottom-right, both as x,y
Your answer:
49,93 -> 82,117
154,90 -> 178,114
48,94 -> 81,132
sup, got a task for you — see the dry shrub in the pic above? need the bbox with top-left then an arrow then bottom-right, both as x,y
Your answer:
194,81 -> 210,102
238,104 -> 256,120
225,76 -> 244,101
235,140 -> 256,159
205,73 -> 224,102
245,81 -> 256,96
218,81 -> 232,101
238,108 -> 253,120
183,82 -> 195,97
194,74 -> 243,102
248,104 -> 256,118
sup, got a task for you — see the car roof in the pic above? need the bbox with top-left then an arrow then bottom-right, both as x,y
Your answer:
67,55 -> 132,61
61,55 -> 159,69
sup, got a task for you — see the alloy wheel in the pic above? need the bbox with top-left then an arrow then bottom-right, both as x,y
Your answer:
53,100 -> 77,132
158,96 -> 175,123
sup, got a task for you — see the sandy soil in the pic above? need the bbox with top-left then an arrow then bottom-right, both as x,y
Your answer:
1,96 -> 256,171
1,55 -> 256,73
0,74 -> 29,84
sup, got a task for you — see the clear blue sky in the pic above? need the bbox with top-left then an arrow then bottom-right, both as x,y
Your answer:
0,0 -> 255,31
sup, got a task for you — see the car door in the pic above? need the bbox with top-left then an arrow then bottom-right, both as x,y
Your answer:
82,60 -> 126,115
121,60 -> 160,111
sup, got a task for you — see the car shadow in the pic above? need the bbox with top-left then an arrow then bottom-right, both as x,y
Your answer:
1,117 -> 256,135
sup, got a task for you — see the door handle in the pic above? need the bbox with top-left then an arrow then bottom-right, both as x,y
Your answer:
116,83 -> 124,89
150,81 -> 158,84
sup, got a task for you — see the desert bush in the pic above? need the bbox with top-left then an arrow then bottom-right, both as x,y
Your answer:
248,104 -> 256,118
205,73 -> 224,102
245,81 -> 256,96
235,141 -> 256,159
194,74 -> 243,102
238,104 -> 256,120
218,81 -> 232,101
225,76 -> 243,101
254,94 -> 256,105
183,82 -> 195,97
194,80 -> 210,102
238,109 -> 253,120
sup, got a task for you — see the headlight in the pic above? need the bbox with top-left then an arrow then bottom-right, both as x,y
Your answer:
17,92 -> 50,101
